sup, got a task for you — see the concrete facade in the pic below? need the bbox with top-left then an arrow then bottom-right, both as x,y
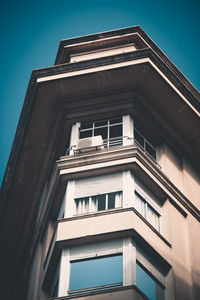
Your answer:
0,26 -> 199,300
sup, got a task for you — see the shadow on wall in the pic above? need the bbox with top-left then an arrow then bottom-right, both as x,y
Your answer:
170,259 -> 200,300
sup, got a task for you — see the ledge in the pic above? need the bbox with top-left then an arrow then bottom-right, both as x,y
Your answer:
57,207 -> 171,248
55,146 -> 198,222
50,284 -> 148,300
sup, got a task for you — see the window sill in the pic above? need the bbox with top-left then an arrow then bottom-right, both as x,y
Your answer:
50,284 -> 149,300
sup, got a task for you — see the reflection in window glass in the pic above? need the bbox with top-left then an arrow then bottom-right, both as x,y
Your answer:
136,263 -> 156,300
136,262 -> 164,300
69,254 -> 123,292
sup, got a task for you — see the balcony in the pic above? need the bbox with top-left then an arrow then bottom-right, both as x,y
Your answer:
65,136 -> 159,168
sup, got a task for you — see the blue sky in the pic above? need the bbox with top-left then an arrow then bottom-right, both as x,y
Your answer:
0,0 -> 199,187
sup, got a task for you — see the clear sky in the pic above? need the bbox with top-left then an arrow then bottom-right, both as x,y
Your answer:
0,0 -> 199,187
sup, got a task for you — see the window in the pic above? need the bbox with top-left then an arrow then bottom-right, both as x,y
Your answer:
135,192 -> 160,231
69,115 -> 159,160
53,239 -> 167,298
136,262 -> 165,300
50,264 -> 60,298
134,125 -> 157,160
69,254 -> 123,293
57,239 -> 125,297
134,177 -> 162,232
75,191 -> 122,215
79,117 -> 123,148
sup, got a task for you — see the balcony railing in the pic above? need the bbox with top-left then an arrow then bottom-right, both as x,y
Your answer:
66,136 -> 160,167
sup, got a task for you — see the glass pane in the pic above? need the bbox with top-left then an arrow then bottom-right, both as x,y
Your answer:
115,192 -> 122,208
51,278 -> 59,297
108,193 -> 115,209
136,263 -> 156,300
91,196 -> 98,212
134,129 -> 144,148
97,194 -> 106,211
135,193 -> 146,217
75,197 -> 89,214
80,122 -> 93,130
95,120 -> 107,127
110,117 -> 122,124
145,141 -> 157,160
69,254 -> 123,291
147,205 -> 159,231
94,127 -> 108,139
110,124 -> 122,138
83,198 -> 89,213
80,130 -> 92,139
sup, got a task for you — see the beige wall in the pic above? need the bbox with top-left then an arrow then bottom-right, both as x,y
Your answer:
159,144 -> 200,210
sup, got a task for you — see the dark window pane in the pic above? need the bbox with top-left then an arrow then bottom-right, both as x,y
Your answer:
134,129 -> 144,148
95,120 -> 107,127
145,141 -> 156,160
97,194 -> 106,211
69,255 -> 123,291
91,196 -> 97,207
136,263 -> 156,300
110,125 -> 122,138
52,278 -> 59,297
110,117 -> 122,124
108,193 -> 115,209
80,122 -> 93,130
94,127 -> 108,140
80,130 -> 92,139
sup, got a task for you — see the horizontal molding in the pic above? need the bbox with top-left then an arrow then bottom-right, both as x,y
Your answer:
55,146 -> 199,222
57,207 -> 171,248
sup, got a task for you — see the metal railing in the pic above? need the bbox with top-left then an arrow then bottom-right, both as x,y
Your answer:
65,136 -> 160,168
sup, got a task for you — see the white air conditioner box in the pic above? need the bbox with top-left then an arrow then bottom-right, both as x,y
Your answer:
76,136 -> 103,153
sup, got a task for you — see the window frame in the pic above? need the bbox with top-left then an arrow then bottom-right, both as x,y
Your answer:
74,190 -> 122,215
57,238 -> 135,297
135,191 -> 161,232
69,253 -> 123,293
53,238 -> 166,299
79,117 -> 123,149
136,246 -> 166,288
68,114 -> 134,155
136,261 -> 165,300
134,177 -> 162,233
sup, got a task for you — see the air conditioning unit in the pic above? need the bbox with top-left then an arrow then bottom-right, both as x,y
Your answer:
76,136 -> 103,153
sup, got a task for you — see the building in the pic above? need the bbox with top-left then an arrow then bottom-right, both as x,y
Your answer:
0,26 -> 200,300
